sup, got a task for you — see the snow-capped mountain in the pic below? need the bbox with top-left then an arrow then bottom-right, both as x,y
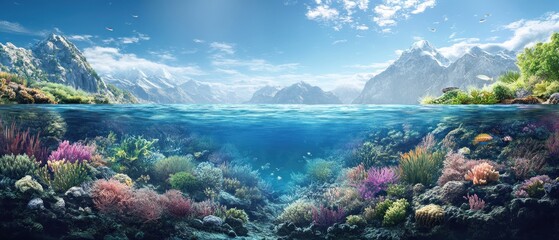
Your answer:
353,40 -> 518,104
246,86 -> 281,104
0,33 -> 107,93
331,85 -> 362,104
248,82 -> 342,104
100,68 -> 240,104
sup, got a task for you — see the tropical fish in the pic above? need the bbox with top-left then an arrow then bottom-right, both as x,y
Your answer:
458,147 -> 471,155
476,75 -> 493,81
473,133 -> 493,145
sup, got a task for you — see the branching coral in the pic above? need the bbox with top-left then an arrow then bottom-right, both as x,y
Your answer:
162,190 -> 193,218
464,162 -> 499,185
128,188 -> 165,222
90,179 -> 133,215
195,162 -> 223,191
226,208 -> 249,223
311,205 -> 346,227
344,163 -> 368,186
357,167 -> 398,200
464,193 -> 485,211
48,140 -> 94,163
415,204 -> 445,228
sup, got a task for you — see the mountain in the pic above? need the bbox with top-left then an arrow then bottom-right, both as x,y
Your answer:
0,34 -> 133,103
353,40 -> 518,104
248,82 -> 342,104
99,68 -> 240,104
246,86 -> 281,104
331,85 -> 361,104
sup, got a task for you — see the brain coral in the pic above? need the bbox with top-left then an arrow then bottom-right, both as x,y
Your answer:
415,204 -> 445,228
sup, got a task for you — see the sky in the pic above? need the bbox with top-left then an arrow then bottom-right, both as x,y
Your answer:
0,0 -> 558,93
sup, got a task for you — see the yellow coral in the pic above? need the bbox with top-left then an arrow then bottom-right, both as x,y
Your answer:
464,162 -> 499,185
415,204 -> 445,228
111,173 -> 134,187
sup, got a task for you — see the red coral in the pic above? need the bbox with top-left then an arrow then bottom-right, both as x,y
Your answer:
311,205 -> 346,227
162,190 -> 193,218
0,121 -> 48,163
128,188 -> 165,222
49,140 -> 94,163
91,179 -> 133,214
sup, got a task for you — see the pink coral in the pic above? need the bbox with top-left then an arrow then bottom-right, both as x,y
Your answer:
357,167 -> 398,200
311,205 -> 346,227
0,121 -> 48,163
438,153 -> 500,186
464,162 -> 499,185
162,190 -> 193,218
49,140 -> 94,163
91,179 -> 133,214
463,193 -> 485,211
128,188 -> 165,222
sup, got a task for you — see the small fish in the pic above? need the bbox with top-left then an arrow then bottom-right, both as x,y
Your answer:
307,152 -> 312,156
473,133 -> 493,145
105,27 -> 114,32
502,136 -> 513,142
277,176 -> 282,181
479,18 -> 486,23
458,147 -> 471,155
476,75 -> 493,81
132,15 -> 139,18
270,172 -> 274,176
429,28 -> 437,32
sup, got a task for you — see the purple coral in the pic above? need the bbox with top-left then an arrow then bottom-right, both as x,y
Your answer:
48,140 -> 94,163
357,167 -> 398,200
514,175 -> 552,198
311,205 -> 346,227
463,193 -> 485,211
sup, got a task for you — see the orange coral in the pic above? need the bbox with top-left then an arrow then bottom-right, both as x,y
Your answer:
464,162 -> 499,185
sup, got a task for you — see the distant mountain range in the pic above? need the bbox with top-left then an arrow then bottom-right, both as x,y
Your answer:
353,40 -> 518,104
247,82 -> 341,104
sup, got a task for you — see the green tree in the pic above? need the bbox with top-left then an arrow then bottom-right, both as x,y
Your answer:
517,32 -> 559,81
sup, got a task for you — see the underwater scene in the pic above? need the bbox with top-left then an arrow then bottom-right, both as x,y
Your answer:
1,104 -> 559,239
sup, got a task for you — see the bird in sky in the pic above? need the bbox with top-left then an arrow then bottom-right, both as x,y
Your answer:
105,27 -> 114,31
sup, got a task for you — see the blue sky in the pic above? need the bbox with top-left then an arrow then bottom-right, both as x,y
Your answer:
1,0 -> 558,94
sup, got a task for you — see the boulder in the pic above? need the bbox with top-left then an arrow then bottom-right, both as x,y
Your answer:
545,93 -> 559,104
442,87 -> 459,93
27,198 -> 44,210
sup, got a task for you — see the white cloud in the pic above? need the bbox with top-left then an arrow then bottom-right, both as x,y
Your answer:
0,20 -> 46,36
148,50 -> 177,61
306,5 -> 340,21
438,12 -> 559,61
68,34 -> 94,41
332,39 -> 348,45
411,0 -> 436,14
119,32 -> 150,44
211,57 -> 299,72
355,25 -> 369,30
372,0 -> 437,30
83,46 -> 203,76
210,42 -> 235,55
448,32 -> 456,39
193,38 -> 205,43
346,60 -> 394,72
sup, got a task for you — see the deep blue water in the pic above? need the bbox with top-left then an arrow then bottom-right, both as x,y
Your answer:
1,104 -> 557,188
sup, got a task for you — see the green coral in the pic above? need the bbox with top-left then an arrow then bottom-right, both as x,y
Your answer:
373,199 -> 394,222
382,199 -> 409,226
346,215 -> 366,227
153,155 -> 195,182
305,159 -> 339,183
111,173 -> 134,187
38,160 -> 89,193
15,175 -> 43,193
0,154 -> 39,179
386,184 -> 408,198
226,208 -> 249,223
278,200 -> 314,226
169,171 -> 201,193
108,135 -> 158,178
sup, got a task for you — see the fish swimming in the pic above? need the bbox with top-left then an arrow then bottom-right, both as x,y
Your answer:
473,133 -> 493,145
476,75 -> 493,81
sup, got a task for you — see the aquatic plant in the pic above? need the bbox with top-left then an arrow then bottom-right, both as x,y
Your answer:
351,142 -> 390,169
415,204 -> 445,228
220,163 -> 261,188
502,139 -> 547,179
545,132 -> 559,157
91,179 -> 133,215
108,135 -> 158,178
464,193 -> 485,211
111,173 -> 134,187
153,155 -> 195,182
162,190 -> 193,218
515,175 -> 552,198
169,171 -> 201,193
38,160 -> 89,193
464,162 -> 499,185
311,205 -> 346,227
345,215 -> 366,227
399,147 -> 444,186
382,199 -> 409,226
0,154 -> 39,179
277,200 -> 315,226
417,133 -> 436,151
48,140 -> 94,163
305,158 -> 340,183
14,175 -> 43,194
323,186 -> 364,213
0,121 -> 48,163
195,162 -> 223,191
344,163 -> 368,186
226,208 -> 249,223
357,167 -> 398,200
128,188 -> 165,222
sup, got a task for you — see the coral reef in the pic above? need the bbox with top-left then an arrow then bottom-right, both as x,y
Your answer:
415,204 -> 444,228
464,162 -> 500,185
